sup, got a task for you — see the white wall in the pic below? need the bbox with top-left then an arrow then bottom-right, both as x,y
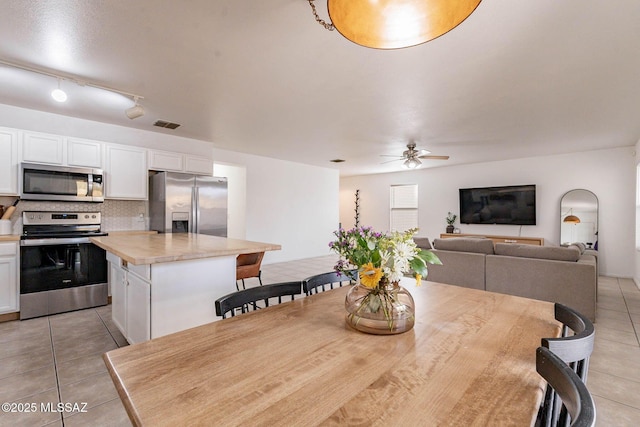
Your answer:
635,140 -> 640,287
213,162 -> 247,240
0,103 -> 339,264
340,147 -> 636,278
211,149 -> 339,264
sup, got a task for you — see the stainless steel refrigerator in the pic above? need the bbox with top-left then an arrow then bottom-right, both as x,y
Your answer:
149,172 -> 228,237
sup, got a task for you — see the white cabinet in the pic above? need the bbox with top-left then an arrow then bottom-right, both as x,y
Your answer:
148,149 -> 213,176
0,128 -> 19,195
67,137 -> 103,168
105,143 -> 148,200
185,156 -> 213,175
22,131 -> 65,165
148,150 -> 183,172
106,252 -> 150,344
22,131 -> 104,168
0,242 -> 18,314
108,255 -> 127,335
126,271 -> 151,344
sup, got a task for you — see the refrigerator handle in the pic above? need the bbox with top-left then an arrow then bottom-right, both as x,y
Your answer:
191,186 -> 198,234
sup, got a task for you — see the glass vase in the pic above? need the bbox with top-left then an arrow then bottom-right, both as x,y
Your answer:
345,280 -> 415,335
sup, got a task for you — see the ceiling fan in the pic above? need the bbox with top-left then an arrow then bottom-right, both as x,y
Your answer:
381,142 -> 449,169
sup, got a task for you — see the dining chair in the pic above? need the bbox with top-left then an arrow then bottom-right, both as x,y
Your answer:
538,303 -> 595,427
302,269 -> 357,296
536,346 -> 596,427
215,281 -> 302,319
236,251 -> 265,290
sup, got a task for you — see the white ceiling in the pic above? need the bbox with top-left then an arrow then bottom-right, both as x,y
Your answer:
0,0 -> 639,176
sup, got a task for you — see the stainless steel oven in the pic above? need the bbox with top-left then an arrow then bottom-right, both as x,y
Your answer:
20,163 -> 104,202
20,211 -> 108,319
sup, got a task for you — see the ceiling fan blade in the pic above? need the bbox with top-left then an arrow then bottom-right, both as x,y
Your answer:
418,155 -> 449,160
381,158 -> 403,164
380,154 -> 404,158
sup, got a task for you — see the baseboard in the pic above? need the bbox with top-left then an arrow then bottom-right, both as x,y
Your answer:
0,312 -> 20,323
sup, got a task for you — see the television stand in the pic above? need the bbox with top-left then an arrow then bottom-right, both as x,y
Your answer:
439,233 -> 544,246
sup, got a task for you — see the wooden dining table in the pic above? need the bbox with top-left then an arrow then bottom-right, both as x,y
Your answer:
103,281 -> 560,426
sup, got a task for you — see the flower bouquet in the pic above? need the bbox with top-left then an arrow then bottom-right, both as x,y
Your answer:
329,227 -> 441,334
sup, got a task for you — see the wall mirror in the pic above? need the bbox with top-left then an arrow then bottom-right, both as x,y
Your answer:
560,189 -> 598,249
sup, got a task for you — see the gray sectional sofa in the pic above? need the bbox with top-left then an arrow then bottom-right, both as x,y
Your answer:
415,237 -> 597,321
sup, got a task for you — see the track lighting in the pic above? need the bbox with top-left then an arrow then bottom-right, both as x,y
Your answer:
0,59 -> 144,116
125,96 -> 145,119
51,79 -> 67,102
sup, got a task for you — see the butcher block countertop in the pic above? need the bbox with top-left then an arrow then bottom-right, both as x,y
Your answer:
0,235 -> 20,242
90,233 -> 281,265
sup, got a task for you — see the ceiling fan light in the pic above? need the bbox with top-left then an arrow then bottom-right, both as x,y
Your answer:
403,158 -> 421,169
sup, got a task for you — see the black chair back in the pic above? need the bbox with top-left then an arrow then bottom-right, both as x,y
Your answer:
215,281 -> 302,319
536,347 -> 596,427
539,303 -> 595,427
302,270 -> 357,296
542,303 -> 595,382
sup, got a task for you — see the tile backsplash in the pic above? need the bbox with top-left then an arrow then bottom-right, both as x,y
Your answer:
0,196 -> 148,234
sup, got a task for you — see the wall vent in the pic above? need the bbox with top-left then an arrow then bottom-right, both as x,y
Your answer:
154,120 -> 181,129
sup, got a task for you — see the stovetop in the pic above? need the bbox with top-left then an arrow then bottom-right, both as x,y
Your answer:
22,211 -> 106,239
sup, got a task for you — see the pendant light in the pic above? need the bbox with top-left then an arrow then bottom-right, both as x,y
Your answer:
308,0 -> 482,49
563,209 -> 581,224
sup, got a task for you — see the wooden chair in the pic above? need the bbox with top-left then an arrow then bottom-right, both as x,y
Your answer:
538,303 -> 595,427
302,270 -> 357,296
215,281 -> 302,319
236,252 -> 264,290
536,346 -> 596,427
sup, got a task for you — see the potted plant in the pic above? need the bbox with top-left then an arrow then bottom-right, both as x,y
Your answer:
446,212 -> 457,234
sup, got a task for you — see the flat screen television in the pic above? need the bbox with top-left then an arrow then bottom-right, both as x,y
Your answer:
459,185 -> 536,225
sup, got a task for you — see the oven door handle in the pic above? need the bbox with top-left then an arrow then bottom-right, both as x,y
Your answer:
20,237 -> 92,246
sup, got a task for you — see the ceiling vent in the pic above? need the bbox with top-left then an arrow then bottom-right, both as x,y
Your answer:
153,120 -> 181,130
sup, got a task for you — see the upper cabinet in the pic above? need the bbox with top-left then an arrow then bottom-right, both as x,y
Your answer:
1,126 -> 213,199
22,131 -> 65,165
105,143 -> 148,200
67,137 -> 104,168
0,128 -> 19,195
21,131 -> 104,169
185,156 -> 214,175
148,149 -> 213,176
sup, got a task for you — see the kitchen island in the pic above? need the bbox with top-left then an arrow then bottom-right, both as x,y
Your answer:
90,233 -> 280,343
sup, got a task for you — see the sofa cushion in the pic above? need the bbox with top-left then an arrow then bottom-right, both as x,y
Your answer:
433,237 -> 495,254
569,242 -> 586,254
494,243 -> 580,262
413,237 -> 432,250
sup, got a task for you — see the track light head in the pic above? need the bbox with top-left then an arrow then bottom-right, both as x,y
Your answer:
51,79 -> 67,102
125,97 -> 145,119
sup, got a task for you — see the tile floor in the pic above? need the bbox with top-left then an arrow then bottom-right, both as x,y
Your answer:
0,256 -> 639,426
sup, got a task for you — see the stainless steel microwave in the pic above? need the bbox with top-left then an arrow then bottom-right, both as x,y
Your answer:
20,163 -> 104,202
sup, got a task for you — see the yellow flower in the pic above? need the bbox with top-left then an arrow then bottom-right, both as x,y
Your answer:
359,263 -> 383,289
415,274 -> 422,287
